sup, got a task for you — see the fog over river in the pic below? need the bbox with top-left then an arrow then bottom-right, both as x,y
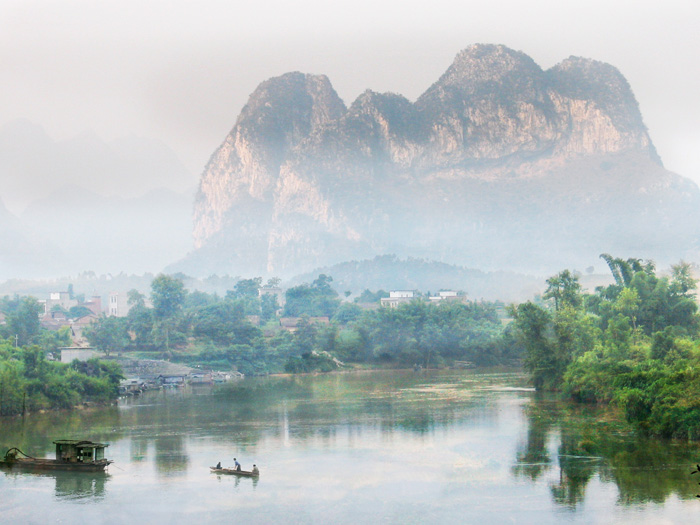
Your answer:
1,369 -> 698,524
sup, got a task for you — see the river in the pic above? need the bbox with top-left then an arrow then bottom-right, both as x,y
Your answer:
0,369 -> 698,524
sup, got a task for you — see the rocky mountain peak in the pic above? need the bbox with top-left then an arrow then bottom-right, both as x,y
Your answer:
181,45 -> 690,278
428,44 -> 544,95
234,71 -> 346,153
547,57 -> 652,147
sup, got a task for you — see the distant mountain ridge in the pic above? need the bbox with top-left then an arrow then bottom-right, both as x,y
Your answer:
291,255 -> 544,303
173,44 -> 700,278
21,185 -> 194,277
0,119 -> 195,214
0,121 -> 196,279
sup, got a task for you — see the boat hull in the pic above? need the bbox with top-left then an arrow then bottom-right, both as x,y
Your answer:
0,458 -> 112,472
210,466 -> 259,477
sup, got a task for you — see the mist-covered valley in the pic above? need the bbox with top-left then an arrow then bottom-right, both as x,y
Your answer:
2,45 -> 698,302
3,4 -> 700,521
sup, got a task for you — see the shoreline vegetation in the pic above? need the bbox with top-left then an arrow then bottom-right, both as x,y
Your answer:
511,255 -> 700,440
3,256 -> 700,443
0,274 -> 516,417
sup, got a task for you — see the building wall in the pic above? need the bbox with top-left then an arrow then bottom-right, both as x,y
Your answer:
108,291 -> 132,317
60,348 -> 100,363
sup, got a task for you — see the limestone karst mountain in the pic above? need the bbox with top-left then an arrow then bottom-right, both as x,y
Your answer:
174,44 -> 700,278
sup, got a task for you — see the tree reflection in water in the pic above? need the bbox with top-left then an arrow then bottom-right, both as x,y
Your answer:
513,396 -> 700,508
154,434 -> 189,477
1,470 -> 110,501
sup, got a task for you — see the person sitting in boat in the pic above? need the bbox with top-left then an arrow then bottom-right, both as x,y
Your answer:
234,458 -> 241,471
216,461 -> 221,469
252,464 -> 259,475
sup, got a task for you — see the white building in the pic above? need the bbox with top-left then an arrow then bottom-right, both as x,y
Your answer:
43,292 -> 78,314
108,291 -> 131,317
428,290 -> 466,304
380,290 -> 416,308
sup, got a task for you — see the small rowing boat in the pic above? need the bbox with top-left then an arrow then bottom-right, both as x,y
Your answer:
0,440 -> 113,472
210,466 -> 259,477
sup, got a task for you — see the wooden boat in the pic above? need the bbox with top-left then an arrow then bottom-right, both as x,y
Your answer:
210,466 -> 259,477
0,440 -> 113,472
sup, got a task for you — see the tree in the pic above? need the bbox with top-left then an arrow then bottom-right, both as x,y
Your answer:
192,301 -> 261,346
0,359 -> 26,416
612,287 -> 640,330
543,270 -> 582,311
284,275 -> 341,317
293,317 -> 318,355
260,293 -> 279,322
151,274 -> 187,320
68,306 -> 94,319
226,278 -> 262,316
354,289 -> 389,304
7,297 -> 42,346
127,289 -> 146,308
670,261 -> 697,297
230,277 -> 263,298
511,302 -> 559,390
599,254 -> 647,287
312,274 -> 334,295
127,303 -> 154,349
265,277 -> 281,288
332,303 -> 363,324
84,316 -> 130,356
39,326 -> 72,354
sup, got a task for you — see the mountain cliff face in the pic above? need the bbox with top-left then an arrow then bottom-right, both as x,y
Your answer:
182,44 -> 699,277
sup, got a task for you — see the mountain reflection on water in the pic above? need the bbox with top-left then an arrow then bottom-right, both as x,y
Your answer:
1,369 -> 699,522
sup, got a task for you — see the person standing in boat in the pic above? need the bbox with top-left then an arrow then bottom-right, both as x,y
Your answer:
216,461 -> 221,469
252,464 -> 259,475
234,458 -> 241,471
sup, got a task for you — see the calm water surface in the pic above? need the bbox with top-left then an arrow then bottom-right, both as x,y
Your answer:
0,369 -> 698,524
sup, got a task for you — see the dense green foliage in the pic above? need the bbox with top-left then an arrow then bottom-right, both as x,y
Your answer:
76,273 -> 515,376
0,272 -> 515,414
512,255 -> 700,439
0,343 -> 122,416
0,295 -> 123,415
0,296 -> 43,346
283,274 -> 341,317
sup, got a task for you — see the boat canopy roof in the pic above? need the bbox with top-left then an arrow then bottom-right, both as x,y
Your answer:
53,440 -> 109,449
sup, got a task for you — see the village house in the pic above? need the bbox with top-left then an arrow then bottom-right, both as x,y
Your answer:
42,291 -> 77,313
41,309 -> 70,331
380,290 -> 416,308
380,290 -> 467,308
60,347 -> 100,363
428,291 -> 467,304
70,313 -> 100,344
107,291 -> 130,317
107,291 -> 152,317
83,296 -> 102,315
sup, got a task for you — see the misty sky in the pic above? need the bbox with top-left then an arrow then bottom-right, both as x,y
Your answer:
1,0 -> 698,204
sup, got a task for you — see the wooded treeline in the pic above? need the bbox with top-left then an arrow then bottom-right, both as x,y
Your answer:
79,274 -> 514,375
511,255 -> 700,439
